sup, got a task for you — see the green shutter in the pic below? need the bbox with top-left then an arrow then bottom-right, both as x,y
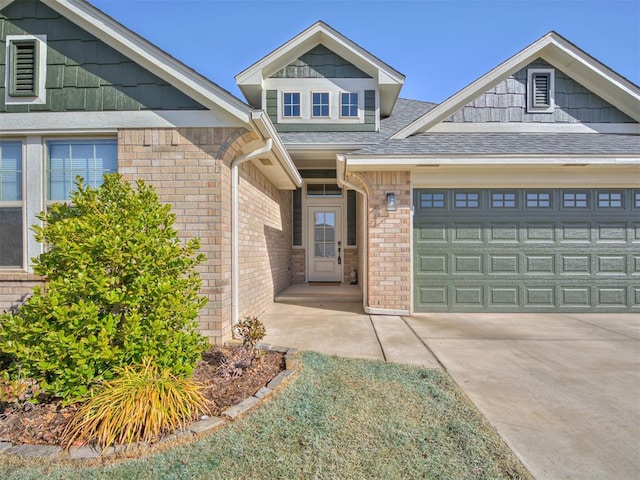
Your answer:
347,190 -> 357,246
10,39 -> 39,97
293,188 -> 302,246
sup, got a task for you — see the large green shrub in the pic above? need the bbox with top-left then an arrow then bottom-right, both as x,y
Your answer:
0,175 -> 209,401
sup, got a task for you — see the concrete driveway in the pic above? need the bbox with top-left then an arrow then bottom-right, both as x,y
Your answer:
407,312 -> 640,480
261,298 -> 640,480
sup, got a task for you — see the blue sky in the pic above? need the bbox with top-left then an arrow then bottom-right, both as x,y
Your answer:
90,0 -> 639,104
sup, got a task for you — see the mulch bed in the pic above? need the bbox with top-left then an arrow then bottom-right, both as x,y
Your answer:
0,345 -> 284,447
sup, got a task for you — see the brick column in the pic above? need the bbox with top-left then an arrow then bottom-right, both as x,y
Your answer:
358,171 -> 411,313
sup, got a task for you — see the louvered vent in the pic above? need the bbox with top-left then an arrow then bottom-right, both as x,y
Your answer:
532,73 -> 550,107
10,40 -> 38,97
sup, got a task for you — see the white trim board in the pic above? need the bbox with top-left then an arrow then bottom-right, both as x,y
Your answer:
428,123 -> 640,134
0,110 -> 245,133
345,156 -> 640,170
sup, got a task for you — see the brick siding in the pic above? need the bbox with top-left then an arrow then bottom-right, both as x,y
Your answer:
357,171 -> 412,313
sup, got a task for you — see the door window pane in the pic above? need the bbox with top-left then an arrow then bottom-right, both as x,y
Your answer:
314,212 -> 335,258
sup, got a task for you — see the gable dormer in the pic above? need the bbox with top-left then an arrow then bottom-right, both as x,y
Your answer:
236,21 -> 404,133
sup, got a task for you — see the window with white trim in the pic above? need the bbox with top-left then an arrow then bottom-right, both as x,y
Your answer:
312,92 -> 330,117
5,34 -> 47,105
527,68 -> 554,113
0,137 -> 117,271
283,92 -> 300,117
46,139 -> 118,202
0,141 -> 23,268
341,92 -> 358,117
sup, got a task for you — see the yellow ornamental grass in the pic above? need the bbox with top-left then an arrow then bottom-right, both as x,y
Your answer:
63,359 -> 211,452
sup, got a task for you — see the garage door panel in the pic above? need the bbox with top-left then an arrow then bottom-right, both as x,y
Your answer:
414,188 -> 636,312
525,255 -> 556,274
524,223 -> 556,243
560,287 -> 592,307
489,287 -> 519,307
560,222 -> 591,243
415,222 -> 447,242
489,255 -> 519,275
453,255 -> 483,275
597,287 -> 627,306
561,255 -> 591,275
488,223 -> 519,242
453,223 -> 483,242
597,223 -> 628,242
417,254 -> 448,274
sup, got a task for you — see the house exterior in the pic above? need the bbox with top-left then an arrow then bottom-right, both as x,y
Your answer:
1,1 -> 638,345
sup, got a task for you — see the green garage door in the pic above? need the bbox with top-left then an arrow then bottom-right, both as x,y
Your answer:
413,189 -> 639,312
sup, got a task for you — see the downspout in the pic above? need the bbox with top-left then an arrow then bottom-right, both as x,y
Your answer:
336,154 -> 369,312
231,138 -> 273,329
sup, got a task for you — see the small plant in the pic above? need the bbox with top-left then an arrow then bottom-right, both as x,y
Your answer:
234,316 -> 266,348
0,374 -> 43,407
63,359 -> 211,452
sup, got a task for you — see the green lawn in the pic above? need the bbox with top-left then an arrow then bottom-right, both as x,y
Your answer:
1,352 -> 532,480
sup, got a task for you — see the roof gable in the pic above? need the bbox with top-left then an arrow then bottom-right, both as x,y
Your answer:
0,0 -> 252,123
236,21 -> 404,116
442,58 -> 635,125
392,31 -> 640,139
270,44 -> 371,79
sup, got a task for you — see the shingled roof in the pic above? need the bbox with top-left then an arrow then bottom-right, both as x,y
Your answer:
350,132 -> 640,156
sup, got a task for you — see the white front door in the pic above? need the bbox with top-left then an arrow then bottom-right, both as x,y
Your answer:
307,206 -> 342,282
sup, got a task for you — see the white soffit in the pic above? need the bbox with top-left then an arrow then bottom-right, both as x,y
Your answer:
391,32 -> 640,139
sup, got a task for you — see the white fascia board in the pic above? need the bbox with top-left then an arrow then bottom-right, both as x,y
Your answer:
0,110 -> 245,133
344,155 -> 640,170
285,143 -> 370,150
251,111 -> 302,188
392,32 -> 640,139
429,122 -> 640,134
43,0 -> 252,124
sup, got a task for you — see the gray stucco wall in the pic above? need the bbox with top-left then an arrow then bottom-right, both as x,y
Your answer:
445,59 -> 635,123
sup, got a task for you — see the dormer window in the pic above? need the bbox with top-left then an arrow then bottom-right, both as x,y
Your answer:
312,92 -> 330,117
341,92 -> 358,117
283,92 -> 300,117
527,68 -> 554,113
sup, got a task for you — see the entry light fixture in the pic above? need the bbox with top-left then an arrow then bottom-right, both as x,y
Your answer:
386,192 -> 397,212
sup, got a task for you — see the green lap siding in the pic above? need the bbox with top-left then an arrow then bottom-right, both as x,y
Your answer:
413,189 -> 639,312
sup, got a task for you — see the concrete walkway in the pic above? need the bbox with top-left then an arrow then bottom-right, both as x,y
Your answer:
260,292 -> 640,480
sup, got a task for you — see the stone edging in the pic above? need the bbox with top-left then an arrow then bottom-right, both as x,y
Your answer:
0,344 -> 300,460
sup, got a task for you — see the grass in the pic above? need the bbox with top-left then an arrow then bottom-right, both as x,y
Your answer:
0,352 -> 533,480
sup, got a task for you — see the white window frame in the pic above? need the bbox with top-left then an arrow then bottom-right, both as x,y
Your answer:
527,68 -> 555,113
0,140 -> 25,269
311,92 -> 330,118
5,34 -> 47,106
340,92 -> 359,118
282,92 -> 301,118
0,135 -> 117,273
